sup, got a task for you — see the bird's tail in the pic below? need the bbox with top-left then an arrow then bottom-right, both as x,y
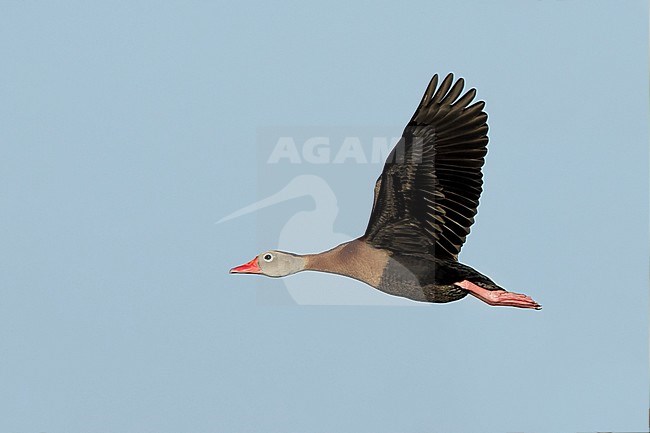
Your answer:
471,279 -> 506,292
457,264 -> 506,292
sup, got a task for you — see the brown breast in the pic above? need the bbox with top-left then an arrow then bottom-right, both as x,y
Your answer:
304,239 -> 390,288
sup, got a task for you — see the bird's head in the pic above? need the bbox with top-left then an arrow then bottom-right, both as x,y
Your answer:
229,250 -> 306,277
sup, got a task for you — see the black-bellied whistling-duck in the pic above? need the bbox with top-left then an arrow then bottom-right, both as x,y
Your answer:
230,74 -> 541,309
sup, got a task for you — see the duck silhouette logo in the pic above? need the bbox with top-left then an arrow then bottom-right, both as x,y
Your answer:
222,74 -> 541,309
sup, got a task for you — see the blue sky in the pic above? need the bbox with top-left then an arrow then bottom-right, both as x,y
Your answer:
0,1 -> 647,432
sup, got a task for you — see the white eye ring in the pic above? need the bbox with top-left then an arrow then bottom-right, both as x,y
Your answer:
263,253 -> 274,262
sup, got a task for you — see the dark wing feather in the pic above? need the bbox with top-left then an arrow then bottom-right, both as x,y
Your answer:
363,73 -> 488,260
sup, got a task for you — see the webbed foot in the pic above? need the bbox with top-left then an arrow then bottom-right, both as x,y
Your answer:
455,280 -> 541,310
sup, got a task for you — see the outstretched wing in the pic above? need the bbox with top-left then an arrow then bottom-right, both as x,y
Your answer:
363,73 -> 488,260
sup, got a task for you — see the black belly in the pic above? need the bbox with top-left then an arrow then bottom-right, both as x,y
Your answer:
377,253 -> 494,303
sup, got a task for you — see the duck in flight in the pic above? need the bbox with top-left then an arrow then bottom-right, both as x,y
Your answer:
230,74 -> 541,309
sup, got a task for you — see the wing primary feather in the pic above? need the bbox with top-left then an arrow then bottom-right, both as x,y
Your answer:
439,78 -> 465,106
432,73 -> 454,104
418,74 -> 439,109
363,74 -> 489,260
452,88 -> 477,108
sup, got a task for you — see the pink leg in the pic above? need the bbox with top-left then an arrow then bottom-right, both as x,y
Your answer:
455,280 -> 541,310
